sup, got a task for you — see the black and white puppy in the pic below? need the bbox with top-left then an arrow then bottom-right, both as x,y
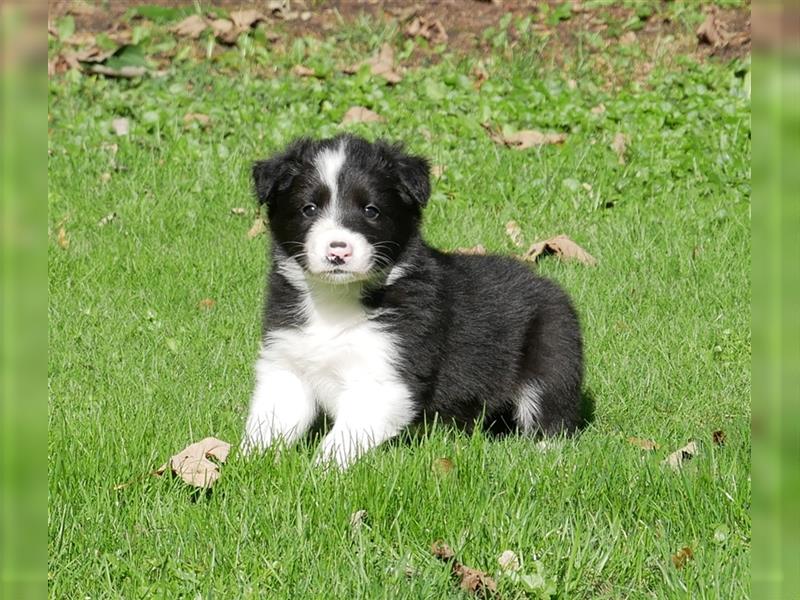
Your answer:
241,134 -> 583,468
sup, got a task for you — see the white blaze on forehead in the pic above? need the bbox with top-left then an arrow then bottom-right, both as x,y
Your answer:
313,142 -> 347,216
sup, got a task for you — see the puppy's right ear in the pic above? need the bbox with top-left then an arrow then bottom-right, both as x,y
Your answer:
252,139 -> 313,207
252,157 -> 293,207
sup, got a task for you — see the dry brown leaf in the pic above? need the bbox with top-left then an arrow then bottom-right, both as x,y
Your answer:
291,64 -> 316,77
247,218 -> 267,238
341,106 -> 385,125
230,207 -> 247,216
72,45 -> 116,64
432,457 -> 455,475
471,63 -> 488,90
505,220 -> 525,248
431,541 -> 497,595
522,235 -> 597,266
67,1 -> 98,16
455,244 -> 487,255
712,429 -> 726,446
111,118 -> 129,136
65,32 -> 96,47
157,437 -> 231,488
697,7 -> 727,48
662,440 -> 699,470
456,564 -> 497,595
184,112 -> 210,126
431,540 -> 456,561
484,124 -> 567,150
404,15 -> 448,44
672,546 -> 694,569
591,103 -> 606,115
171,15 -> 208,39
611,132 -> 628,165
90,64 -> 146,78
431,164 -> 446,178
627,436 -> 660,451
619,31 -> 637,45
498,549 -> 520,572
344,43 -> 402,84
210,18 -> 239,44
230,9 -> 265,30
97,212 -> 116,226
57,226 -> 69,250
198,298 -> 216,310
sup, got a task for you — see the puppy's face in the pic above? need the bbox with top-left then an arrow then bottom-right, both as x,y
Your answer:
253,135 -> 430,284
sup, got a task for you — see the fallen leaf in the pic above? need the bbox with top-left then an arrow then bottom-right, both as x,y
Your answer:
156,437 -> 231,488
431,541 -> 497,595
171,15 -> 208,39
590,103 -> 606,115
67,1 -> 97,16
230,207 -> 247,215
291,64 -> 316,77
111,118 -> 130,136
97,212 -> 116,226
100,172 -> 111,183
65,31 -> 96,46
198,298 -> 216,310
484,124 -> 567,149
456,564 -> 497,595
431,540 -> 456,561
405,15 -> 448,44
183,112 -> 210,126
247,218 -> 266,238
431,164 -> 446,178
712,429 -> 726,446
350,509 -> 368,532
627,436 -> 660,451
229,9 -> 265,30
455,244 -> 487,255
611,132 -> 628,164
505,220 -> 525,248
341,106 -> 385,125
432,457 -> 454,475
57,226 -> 69,249
210,18 -> 239,44
619,31 -> 637,45
89,65 -> 146,79
522,235 -> 597,266
671,546 -> 694,569
471,63 -> 488,89
696,7 -> 727,48
498,549 -> 520,572
343,43 -> 402,84
662,440 -> 699,470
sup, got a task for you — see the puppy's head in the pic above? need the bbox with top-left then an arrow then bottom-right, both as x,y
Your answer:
253,135 -> 430,284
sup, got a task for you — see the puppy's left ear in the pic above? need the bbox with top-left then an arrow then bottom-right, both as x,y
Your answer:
397,155 -> 431,207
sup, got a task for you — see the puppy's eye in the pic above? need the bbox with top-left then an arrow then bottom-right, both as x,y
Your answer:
301,204 -> 318,217
364,205 -> 380,220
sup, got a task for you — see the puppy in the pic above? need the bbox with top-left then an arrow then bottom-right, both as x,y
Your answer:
241,134 -> 583,468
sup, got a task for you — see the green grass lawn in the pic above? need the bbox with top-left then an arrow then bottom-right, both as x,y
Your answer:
48,8 -> 751,598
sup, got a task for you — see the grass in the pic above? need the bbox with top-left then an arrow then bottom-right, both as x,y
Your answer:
48,8 -> 751,599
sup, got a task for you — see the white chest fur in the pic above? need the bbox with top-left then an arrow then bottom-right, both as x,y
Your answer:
263,281 -> 400,417
243,276 -> 415,468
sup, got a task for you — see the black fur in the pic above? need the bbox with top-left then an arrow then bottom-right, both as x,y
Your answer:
254,134 -> 584,435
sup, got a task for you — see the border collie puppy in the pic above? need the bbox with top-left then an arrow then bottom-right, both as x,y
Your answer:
241,134 -> 583,468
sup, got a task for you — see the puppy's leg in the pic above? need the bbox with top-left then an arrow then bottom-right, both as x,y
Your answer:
241,354 -> 317,455
317,380 -> 414,469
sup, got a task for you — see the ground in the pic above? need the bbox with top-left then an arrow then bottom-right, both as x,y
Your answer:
48,1 -> 751,598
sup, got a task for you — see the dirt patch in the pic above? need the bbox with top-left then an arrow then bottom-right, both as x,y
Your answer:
49,0 -> 751,65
